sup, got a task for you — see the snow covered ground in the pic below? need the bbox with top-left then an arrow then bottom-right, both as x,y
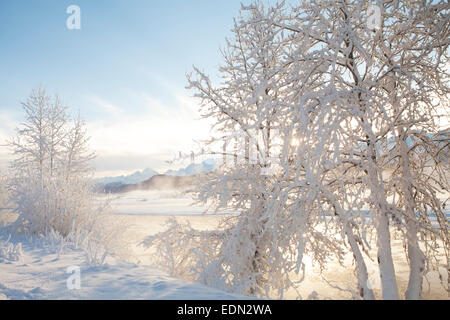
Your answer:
108,190 -> 450,300
107,190 -> 234,216
108,190 -> 210,216
0,190 -> 448,300
0,192 -> 244,300
0,217 -> 244,300
0,250 -> 244,300
119,214 -> 449,300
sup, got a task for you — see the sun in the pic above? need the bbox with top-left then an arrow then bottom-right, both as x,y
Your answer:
291,137 -> 300,147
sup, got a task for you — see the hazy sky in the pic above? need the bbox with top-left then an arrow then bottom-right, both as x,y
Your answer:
0,0 -> 246,177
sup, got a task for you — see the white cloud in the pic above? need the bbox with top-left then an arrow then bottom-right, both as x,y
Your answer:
87,95 -> 125,118
86,91 -> 212,176
0,110 -> 20,171
0,84 -> 214,176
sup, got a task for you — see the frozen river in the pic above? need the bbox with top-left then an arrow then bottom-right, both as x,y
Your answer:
108,190 -> 213,216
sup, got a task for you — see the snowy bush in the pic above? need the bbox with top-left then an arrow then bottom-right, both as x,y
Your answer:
7,87 -> 129,265
141,218 -> 223,280
71,210 -> 130,266
0,236 -> 23,262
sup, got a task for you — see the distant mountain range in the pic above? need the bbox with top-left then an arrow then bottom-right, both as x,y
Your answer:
95,168 -> 159,185
164,159 -> 215,176
94,159 -> 216,193
99,174 -> 198,194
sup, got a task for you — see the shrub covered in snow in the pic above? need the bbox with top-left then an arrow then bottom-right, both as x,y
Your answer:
0,236 -> 23,262
141,218 -> 223,280
7,87 -> 129,265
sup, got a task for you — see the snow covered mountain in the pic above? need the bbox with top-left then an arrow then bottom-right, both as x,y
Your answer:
164,159 -> 216,176
95,159 -> 217,187
95,168 -> 159,185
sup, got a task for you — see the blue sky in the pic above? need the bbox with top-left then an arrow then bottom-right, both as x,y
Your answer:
0,0 -> 247,176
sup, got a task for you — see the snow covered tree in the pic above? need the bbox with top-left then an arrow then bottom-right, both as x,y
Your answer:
146,0 -> 449,299
182,1 -> 378,299
183,2 -> 350,298
63,113 -> 95,180
7,87 -> 127,264
275,0 -> 449,299
186,2 -> 298,296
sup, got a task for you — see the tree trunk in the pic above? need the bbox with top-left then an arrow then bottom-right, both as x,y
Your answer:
398,129 -> 425,300
367,142 -> 399,299
374,210 -> 399,299
346,224 -> 375,300
405,219 -> 425,300
328,190 -> 375,299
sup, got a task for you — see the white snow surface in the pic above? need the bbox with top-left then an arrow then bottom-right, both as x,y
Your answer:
0,190 -> 447,300
0,231 -> 245,300
107,190 -> 233,216
109,191 -> 208,216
